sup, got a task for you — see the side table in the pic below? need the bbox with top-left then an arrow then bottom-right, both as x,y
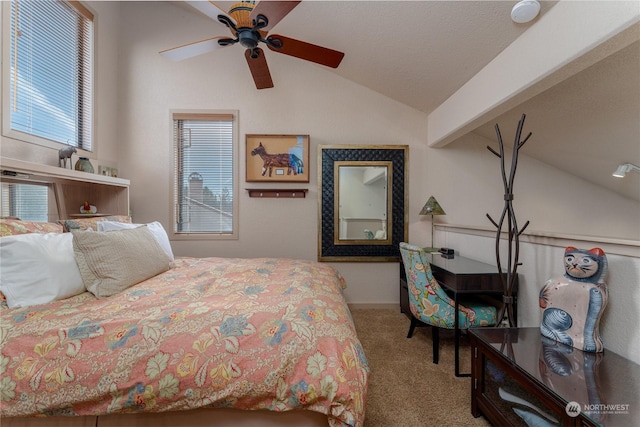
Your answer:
470,327 -> 639,426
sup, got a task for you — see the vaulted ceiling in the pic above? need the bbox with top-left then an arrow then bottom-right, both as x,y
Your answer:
175,1 -> 640,202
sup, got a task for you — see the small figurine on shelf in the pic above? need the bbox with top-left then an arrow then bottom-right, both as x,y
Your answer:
80,201 -> 97,214
58,146 -> 77,169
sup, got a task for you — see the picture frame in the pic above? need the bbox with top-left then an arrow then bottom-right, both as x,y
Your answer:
246,134 -> 310,183
98,166 -> 119,178
98,165 -> 110,176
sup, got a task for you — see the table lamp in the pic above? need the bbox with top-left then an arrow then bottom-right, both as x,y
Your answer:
419,196 -> 446,250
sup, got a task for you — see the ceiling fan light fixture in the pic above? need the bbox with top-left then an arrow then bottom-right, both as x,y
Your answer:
511,0 -> 540,24
238,30 -> 259,49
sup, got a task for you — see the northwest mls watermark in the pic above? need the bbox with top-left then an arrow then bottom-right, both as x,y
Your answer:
566,401 -> 631,417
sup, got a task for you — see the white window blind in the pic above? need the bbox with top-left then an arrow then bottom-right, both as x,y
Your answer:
0,182 -> 48,222
173,113 -> 236,235
8,0 -> 93,150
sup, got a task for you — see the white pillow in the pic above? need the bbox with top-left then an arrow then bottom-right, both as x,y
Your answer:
0,233 -> 85,308
97,220 -> 174,261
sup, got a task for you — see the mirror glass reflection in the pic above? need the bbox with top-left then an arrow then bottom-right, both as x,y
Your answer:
337,163 -> 391,242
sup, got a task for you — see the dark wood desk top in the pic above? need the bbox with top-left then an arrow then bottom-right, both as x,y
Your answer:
428,254 -> 502,276
426,254 -> 511,293
471,327 -> 640,426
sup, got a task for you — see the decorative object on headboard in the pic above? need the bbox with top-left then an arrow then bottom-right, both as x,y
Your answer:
58,146 -> 77,169
80,202 -> 97,214
539,246 -> 608,352
486,113 -> 531,327
74,157 -> 94,174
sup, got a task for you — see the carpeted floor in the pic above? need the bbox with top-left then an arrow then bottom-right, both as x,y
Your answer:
350,308 -> 491,427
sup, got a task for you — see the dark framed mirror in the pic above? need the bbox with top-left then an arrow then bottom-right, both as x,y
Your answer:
318,145 -> 408,262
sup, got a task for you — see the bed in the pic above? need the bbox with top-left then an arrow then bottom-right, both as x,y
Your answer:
0,219 -> 369,427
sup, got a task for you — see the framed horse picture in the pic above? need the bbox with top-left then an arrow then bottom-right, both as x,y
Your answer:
246,134 -> 310,183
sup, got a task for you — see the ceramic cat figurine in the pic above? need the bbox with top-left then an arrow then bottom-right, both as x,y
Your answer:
539,247 -> 608,352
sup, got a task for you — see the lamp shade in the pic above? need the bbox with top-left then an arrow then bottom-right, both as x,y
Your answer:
419,196 -> 446,216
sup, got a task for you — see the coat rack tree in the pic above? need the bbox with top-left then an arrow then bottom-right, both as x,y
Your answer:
486,113 -> 531,327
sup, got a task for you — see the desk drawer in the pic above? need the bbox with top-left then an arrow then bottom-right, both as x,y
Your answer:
432,266 -> 507,293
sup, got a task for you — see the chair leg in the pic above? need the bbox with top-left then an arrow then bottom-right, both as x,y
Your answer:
407,317 -> 418,338
432,326 -> 440,364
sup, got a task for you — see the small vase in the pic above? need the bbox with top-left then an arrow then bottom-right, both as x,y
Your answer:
75,157 -> 94,173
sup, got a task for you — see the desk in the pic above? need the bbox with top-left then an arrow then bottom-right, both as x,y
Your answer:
400,253 -> 517,377
471,328 -> 639,426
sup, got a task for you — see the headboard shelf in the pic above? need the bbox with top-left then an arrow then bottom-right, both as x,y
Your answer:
1,157 -> 130,221
0,157 -> 129,187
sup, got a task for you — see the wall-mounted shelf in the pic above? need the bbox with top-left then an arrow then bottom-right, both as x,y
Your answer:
246,188 -> 308,198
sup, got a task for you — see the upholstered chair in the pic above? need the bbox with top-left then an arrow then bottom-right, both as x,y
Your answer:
399,242 -> 498,365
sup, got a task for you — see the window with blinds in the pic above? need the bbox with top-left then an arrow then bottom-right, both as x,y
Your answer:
0,182 -> 49,222
7,0 -> 93,151
173,113 -> 238,238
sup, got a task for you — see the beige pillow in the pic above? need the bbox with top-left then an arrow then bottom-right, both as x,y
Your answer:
72,226 -> 170,297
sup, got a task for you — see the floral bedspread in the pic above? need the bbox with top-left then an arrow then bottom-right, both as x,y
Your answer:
0,257 -> 369,427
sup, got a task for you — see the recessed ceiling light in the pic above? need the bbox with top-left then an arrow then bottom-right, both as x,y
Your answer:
511,0 -> 541,24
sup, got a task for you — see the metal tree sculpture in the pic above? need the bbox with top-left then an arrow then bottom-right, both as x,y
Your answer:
486,113 -> 531,327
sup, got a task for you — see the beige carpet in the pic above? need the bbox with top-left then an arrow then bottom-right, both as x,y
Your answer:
350,308 -> 491,427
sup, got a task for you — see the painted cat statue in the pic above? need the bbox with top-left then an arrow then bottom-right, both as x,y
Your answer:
539,247 -> 608,353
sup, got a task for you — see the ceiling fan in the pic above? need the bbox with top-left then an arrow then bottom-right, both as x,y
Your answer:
160,1 -> 345,89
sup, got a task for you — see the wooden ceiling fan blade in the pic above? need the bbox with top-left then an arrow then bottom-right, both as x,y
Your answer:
160,36 -> 226,61
245,48 -> 274,89
250,1 -> 301,32
186,1 -> 236,26
267,35 -> 344,68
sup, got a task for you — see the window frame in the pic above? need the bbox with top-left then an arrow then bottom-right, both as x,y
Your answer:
170,110 -> 239,241
1,0 -> 95,154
